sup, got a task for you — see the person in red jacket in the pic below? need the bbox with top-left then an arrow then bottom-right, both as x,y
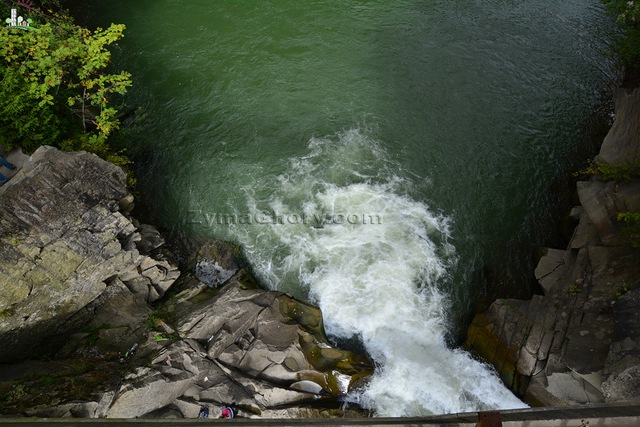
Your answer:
220,402 -> 238,419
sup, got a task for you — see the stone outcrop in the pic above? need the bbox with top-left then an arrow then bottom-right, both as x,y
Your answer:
0,146 -> 180,363
89,271 -> 372,419
598,86 -> 640,165
2,272 -> 372,419
0,146 -> 372,418
466,86 -> 640,405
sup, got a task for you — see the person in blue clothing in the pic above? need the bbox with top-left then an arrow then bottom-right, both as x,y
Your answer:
0,156 -> 15,183
197,406 -> 209,418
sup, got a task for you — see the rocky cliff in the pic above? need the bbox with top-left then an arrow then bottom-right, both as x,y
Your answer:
0,147 -> 372,418
0,146 -> 179,363
466,86 -> 640,405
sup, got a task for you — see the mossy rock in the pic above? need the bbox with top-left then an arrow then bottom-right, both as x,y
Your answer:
278,296 -> 325,339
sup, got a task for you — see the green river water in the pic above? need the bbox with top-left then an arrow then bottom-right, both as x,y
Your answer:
72,0 -> 615,417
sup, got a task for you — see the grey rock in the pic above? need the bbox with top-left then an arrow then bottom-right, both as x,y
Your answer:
534,248 -> 566,295
577,181 -> 622,246
0,146 -> 179,362
118,194 -> 135,213
174,270 -> 372,396
107,371 -> 195,418
121,275 -> 151,301
602,286 -> 640,401
193,241 -> 240,286
467,86 -> 640,406
570,210 -> 601,249
467,243 -> 640,405
0,147 -> 373,419
136,223 -> 165,254
0,147 -> 129,362
121,231 -> 141,251
597,87 -> 640,165
577,180 -> 640,246
100,275 -> 374,418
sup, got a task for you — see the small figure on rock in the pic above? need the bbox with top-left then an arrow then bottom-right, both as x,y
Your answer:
220,402 -> 238,419
0,156 -> 16,184
197,406 -> 209,418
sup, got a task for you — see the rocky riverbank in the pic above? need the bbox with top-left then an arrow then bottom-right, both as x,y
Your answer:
2,86 -> 638,419
0,146 -> 372,418
466,85 -> 640,405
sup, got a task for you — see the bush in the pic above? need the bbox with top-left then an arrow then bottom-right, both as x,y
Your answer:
0,64 -> 64,152
576,159 -> 640,181
0,2 -> 131,159
617,211 -> 640,247
602,0 -> 640,67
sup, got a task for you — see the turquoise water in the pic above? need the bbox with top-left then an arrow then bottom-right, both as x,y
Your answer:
72,0 -> 614,416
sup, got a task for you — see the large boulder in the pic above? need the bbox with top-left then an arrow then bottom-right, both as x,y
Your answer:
0,146 -> 180,363
576,180 -> 640,247
467,241 -> 640,406
597,86 -> 640,165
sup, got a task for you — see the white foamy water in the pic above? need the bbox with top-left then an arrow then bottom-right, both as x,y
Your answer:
229,129 -> 527,416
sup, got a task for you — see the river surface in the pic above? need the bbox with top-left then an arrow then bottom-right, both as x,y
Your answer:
72,0 -> 614,416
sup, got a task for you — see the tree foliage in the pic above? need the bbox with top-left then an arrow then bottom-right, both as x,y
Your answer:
576,159 -> 640,181
0,3 -> 131,157
617,211 -> 640,247
601,0 -> 640,67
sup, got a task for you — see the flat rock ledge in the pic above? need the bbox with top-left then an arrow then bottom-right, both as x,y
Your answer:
0,146 -> 373,419
466,86 -> 640,406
